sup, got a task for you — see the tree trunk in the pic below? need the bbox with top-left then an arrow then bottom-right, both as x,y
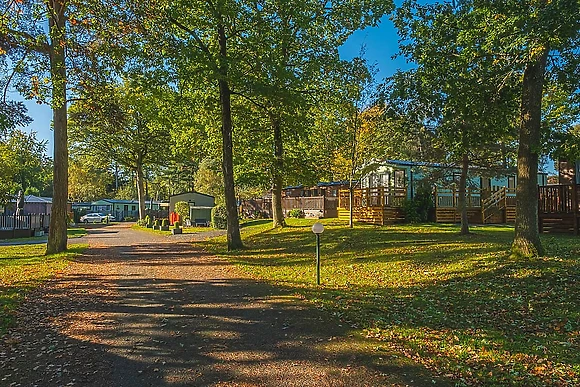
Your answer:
349,186 -> 354,228
136,161 -> 146,220
511,47 -> 548,258
458,152 -> 470,235
218,24 -> 243,250
271,117 -> 286,228
46,0 -> 68,255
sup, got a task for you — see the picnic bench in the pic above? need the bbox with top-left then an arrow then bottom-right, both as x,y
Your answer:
194,218 -> 209,227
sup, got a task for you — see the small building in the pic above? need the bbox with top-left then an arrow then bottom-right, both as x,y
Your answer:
169,192 -> 215,224
1,195 -> 53,215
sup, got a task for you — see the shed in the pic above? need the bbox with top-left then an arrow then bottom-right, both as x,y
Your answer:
169,192 -> 215,223
2,195 -> 52,215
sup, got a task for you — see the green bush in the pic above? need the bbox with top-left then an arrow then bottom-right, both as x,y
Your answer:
174,221 -> 181,229
403,185 -> 434,223
211,205 -> 228,229
137,219 -> 147,226
124,216 -> 137,222
161,218 -> 169,227
174,201 -> 190,221
287,209 -> 304,218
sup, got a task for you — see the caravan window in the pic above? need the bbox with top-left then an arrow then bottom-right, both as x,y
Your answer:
394,170 -> 406,188
380,173 -> 390,187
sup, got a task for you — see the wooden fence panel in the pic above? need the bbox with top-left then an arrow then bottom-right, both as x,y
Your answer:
0,214 -> 49,230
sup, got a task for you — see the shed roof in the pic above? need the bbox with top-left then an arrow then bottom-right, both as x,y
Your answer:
24,195 -> 52,203
170,191 -> 215,199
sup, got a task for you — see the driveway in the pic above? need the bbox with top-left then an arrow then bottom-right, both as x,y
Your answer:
0,223 -> 440,386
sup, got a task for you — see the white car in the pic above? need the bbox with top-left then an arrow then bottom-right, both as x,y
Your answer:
80,213 -> 111,223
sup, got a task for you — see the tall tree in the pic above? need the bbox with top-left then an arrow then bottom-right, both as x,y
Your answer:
2,0 -> 69,252
132,0 -> 252,249
0,129 -> 50,205
68,155 -> 113,202
467,0 -> 580,256
235,1 -> 393,229
392,1 -> 519,235
2,0 -> 119,253
325,57 -> 386,228
69,81 -> 172,219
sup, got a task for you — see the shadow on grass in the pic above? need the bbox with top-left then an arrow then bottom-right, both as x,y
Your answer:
240,219 -> 271,228
206,223 -> 579,385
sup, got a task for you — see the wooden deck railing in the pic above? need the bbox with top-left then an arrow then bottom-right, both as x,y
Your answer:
338,187 -> 408,209
281,196 -> 338,211
0,214 -> 50,230
539,185 -> 580,214
434,187 -> 516,208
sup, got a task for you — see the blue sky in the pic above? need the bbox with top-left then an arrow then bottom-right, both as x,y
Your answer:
14,15 -> 405,158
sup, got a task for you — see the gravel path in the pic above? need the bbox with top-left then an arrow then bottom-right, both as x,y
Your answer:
0,224 -> 440,386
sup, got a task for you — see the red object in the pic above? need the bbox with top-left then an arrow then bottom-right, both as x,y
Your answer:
169,212 -> 180,225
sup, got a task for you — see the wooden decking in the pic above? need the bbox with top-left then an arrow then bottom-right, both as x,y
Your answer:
337,184 -> 580,234
434,187 -> 516,224
337,187 -> 407,225
539,185 -> 580,234
0,214 -> 50,239
282,196 -> 338,218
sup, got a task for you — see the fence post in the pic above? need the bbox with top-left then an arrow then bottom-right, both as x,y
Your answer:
452,186 -> 456,208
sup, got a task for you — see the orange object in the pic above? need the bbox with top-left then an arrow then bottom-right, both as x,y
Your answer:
169,212 -> 181,225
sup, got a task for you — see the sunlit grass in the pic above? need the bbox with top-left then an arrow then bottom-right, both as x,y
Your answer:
0,244 -> 87,333
0,228 -> 87,243
203,219 -> 580,386
131,224 -> 211,236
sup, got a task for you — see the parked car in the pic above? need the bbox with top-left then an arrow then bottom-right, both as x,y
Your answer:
80,213 -> 109,223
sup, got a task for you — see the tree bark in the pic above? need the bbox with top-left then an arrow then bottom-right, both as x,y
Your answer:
511,47 -> 548,258
136,161 -> 146,220
348,186 -> 354,228
218,24 -> 243,250
458,151 -> 470,235
46,0 -> 68,255
271,117 -> 286,228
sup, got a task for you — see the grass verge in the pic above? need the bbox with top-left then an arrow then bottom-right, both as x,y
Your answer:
0,243 -> 87,333
0,228 -> 87,244
131,224 -> 212,236
202,219 -> 579,386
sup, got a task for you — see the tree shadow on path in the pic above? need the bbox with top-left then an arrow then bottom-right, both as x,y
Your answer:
1,235 -> 447,386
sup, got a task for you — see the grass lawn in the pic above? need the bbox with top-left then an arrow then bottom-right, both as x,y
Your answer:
0,243 -> 87,333
202,219 -> 579,386
0,228 -> 87,244
131,223 -> 212,236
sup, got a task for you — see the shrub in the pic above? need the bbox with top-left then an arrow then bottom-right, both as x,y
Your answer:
287,209 -> 304,218
174,221 -> 181,229
73,209 -> 88,223
403,185 -> 434,223
211,205 -> 228,229
124,216 -> 137,222
174,201 -> 190,221
137,219 -> 147,226
161,218 -> 169,227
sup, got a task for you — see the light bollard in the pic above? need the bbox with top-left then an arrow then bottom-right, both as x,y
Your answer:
311,222 -> 325,285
